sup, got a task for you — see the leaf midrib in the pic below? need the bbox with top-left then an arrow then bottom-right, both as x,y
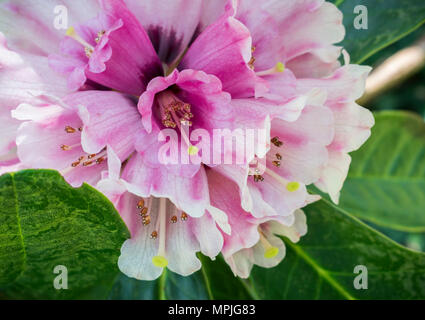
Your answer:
285,241 -> 356,300
10,173 -> 27,283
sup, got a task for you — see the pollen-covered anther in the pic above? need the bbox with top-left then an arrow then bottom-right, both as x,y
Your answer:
254,175 -> 264,182
84,47 -> 94,58
248,46 -> 256,70
71,161 -> 80,168
142,215 -> 151,226
96,157 -> 105,165
137,199 -> 145,209
83,160 -> 93,167
272,161 -> 281,168
171,216 -> 178,224
65,126 -> 77,133
150,231 -> 158,239
140,207 -> 148,216
276,153 -> 282,160
181,212 -> 188,221
61,144 -> 71,151
271,137 -> 283,148
95,30 -> 106,43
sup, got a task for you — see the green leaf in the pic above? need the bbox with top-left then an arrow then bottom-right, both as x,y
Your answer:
108,255 -> 253,300
338,111 -> 425,232
333,0 -> 425,63
0,169 -> 129,299
249,199 -> 425,300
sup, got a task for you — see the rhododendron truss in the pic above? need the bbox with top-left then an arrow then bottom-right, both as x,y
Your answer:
0,0 -> 373,280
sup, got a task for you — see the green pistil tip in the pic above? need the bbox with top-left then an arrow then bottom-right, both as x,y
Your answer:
264,247 -> 279,259
152,255 -> 168,268
188,145 -> 199,156
286,182 -> 300,192
276,62 -> 285,73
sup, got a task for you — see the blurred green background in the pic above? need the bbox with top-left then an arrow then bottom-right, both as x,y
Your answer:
361,25 -> 425,251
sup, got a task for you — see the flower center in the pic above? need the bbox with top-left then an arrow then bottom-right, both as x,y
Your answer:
157,91 -> 194,129
156,90 -> 198,155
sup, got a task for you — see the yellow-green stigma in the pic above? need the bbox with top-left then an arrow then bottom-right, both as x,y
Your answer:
275,62 -> 285,73
152,255 -> 168,268
286,182 -> 300,192
264,246 -> 279,259
188,145 -> 199,156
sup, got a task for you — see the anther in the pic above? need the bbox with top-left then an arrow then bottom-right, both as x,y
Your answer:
276,153 -> 282,160
137,199 -> 145,209
150,231 -> 158,239
272,161 -> 281,168
61,145 -> 71,151
181,212 -> 188,221
65,126 -> 76,133
142,215 -> 151,226
254,175 -> 264,182
83,161 -> 93,167
171,216 -> 178,224
95,30 -> 106,43
96,157 -> 105,165
71,161 -> 80,167
271,137 -> 283,147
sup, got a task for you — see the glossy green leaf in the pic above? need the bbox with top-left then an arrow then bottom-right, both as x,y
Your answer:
248,199 -> 425,300
0,170 -> 129,299
339,111 -> 425,232
333,0 -> 425,63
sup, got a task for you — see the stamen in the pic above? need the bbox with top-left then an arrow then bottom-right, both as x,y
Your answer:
271,136 -> 283,148
150,231 -> 158,239
157,91 -> 198,155
181,212 -> 188,221
65,126 -> 77,133
137,199 -> 145,209
60,143 -> 81,151
259,229 -> 279,259
152,198 -> 168,268
248,46 -> 256,70
254,175 -> 264,182
95,30 -> 106,43
256,62 -> 285,77
66,26 -> 95,58
170,216 -> 178,224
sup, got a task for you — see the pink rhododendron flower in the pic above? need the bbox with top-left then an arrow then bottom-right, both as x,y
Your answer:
0,0 -> 373,280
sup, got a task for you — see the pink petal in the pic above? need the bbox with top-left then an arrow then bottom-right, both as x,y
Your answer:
65,91 -> 142,160
180,14 -> 260,98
